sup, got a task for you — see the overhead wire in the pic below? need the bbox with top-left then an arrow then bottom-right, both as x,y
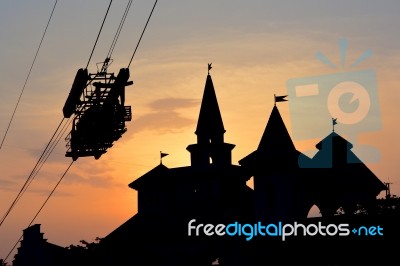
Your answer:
2,0 -> 159,262
0,0 -> 114,230
18,0 -> 139,221
107,0 -> 133,59
86,0 -> 113,69
0,118 -> 68,228
4,160 -> 75,262
127,0 -> 158,68
21,117 -> 72,196
0,0 -> 59,150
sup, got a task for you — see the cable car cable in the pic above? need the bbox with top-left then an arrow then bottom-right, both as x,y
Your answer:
5,0 -> 130,222
0,118 -> 67,228
86,0 -> 113,69
0,0 -> 58,150
22,118 -> 72,196
1,0 -> 134,251
107,0 -> 133,60
1,0 -> 156,229
4,160 -> 74,262
127,0 -> 158,68
2,1 -> 160,262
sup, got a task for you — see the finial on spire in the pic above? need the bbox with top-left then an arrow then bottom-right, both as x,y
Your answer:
208,63 -> 212,75
332,118 -> 338,132
160,151 -> 169,164
274,94 -> 288,106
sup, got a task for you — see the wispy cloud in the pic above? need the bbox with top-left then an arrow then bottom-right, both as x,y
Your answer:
61,171 -> 120,189
0,179 -> 17,191
125,97 -> 199,137
148,98 -> 199,111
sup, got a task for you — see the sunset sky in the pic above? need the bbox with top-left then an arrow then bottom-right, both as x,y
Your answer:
1,0 -> 399,262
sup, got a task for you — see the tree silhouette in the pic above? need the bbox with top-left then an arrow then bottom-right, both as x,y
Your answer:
0,259 -> 9,266
333,194 -> 400,216
65,237 -> 103,265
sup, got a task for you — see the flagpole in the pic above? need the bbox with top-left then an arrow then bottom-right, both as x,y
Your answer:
160,151 -> 169,165
332,118 -> 337,132
274,94 -> 276,106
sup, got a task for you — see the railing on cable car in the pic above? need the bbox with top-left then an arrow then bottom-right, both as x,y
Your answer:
63,59 -> 133,161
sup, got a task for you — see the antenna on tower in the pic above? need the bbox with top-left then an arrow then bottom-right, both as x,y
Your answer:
384,181 -> 392,199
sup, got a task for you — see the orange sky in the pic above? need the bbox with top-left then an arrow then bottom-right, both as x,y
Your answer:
1,0 -> 399,262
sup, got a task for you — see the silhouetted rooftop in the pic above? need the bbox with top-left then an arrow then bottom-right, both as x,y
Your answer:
195,74 -> 226,137
129,164 -> 252,192
315,131 -> 353,150
129,163 -> 169,190
239,105 -> 301,169
257,105 -> 296,154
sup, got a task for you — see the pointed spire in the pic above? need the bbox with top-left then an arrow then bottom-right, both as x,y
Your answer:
195,69 -> 225,143
187,65 -> 235,167
257,105 -> 296,155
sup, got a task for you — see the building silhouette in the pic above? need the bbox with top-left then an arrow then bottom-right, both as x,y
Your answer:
239,105 -> 387,222
12,69 -> 391,266
12,224 -> 67,266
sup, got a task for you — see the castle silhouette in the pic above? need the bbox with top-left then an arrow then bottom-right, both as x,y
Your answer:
12,67 -> 391,266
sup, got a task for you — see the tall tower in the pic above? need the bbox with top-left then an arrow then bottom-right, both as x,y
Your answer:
186,71 -> 235,168
240,105 -> 303,222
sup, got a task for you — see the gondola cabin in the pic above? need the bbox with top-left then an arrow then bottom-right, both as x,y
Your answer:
63,67 -> 133,160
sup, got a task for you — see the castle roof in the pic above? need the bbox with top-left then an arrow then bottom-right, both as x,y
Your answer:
129,164 -> 251,192
129,163 -> 169,190
195,74 -> 226,138
310,131 -> 387,195
315,131 -> 353,150
257,105 -> 296,154
239,105 -> 301,169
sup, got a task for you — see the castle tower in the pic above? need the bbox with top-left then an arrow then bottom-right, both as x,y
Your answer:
239,104 -> 304,222
186,72 -> 235,168
308,131 -> 387,216
129,67 -> 251,220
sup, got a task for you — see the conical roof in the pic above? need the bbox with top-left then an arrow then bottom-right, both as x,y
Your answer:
315,131 -> 353,150
195,74 -> 226,137
257,105 -> 296,155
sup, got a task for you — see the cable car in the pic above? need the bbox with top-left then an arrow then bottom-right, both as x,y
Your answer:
63,64 -> 133,160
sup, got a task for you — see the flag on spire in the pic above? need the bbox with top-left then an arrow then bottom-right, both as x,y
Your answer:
274,94 -> 288,105
160,151 -> 169,164
332,118 -> 338,132
208,63 -> 212,74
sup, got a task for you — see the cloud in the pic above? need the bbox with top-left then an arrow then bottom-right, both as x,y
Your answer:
6,155 -> 121,191
56,158 -> 124,189
0,179 -> 17,191
126,97 -> 199,137
0,174 -> 73,197
23,187 -> 74,197
61,171 -> 120,189
4,97 -> 199,192
148,98 -> 199,111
